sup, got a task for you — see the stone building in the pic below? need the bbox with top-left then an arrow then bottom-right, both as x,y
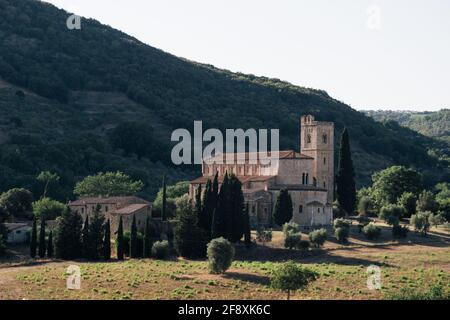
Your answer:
68,196 -> 152,234
189,115 -> 334,227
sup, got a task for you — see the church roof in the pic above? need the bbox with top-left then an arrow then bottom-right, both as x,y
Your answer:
204,150 -> 313,163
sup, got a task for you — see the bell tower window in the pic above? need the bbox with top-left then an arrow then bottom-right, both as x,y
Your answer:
322,134 -> 328,144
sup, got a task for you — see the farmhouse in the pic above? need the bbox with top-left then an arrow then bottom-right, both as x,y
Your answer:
5,223 -> 31,244
190,115 -> 334,227
68,196 -> 152,234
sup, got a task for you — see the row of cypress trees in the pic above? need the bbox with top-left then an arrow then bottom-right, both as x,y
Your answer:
116,214 -> 156,260
30,216 -> 53,259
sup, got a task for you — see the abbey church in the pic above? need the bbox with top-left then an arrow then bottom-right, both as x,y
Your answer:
189,115 -> 334,227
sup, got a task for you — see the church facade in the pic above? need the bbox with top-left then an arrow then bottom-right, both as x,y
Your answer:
189,115 -> 334,227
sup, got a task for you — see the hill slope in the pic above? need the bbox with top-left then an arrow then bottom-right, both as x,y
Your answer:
0,0 -> 448,200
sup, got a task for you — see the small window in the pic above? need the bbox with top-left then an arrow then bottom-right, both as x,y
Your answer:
317,207 -> 321,213
105,206 -> 108,212
306,134 -> 311,144
322,134 -> 328,144
252,205 -> 256,213
323,157 -> 326,165
299,205 -> 303,213
81,208 -> 84,214
323,181 -> 326,188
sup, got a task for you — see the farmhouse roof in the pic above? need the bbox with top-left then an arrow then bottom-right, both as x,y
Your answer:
69,196 -> 150,206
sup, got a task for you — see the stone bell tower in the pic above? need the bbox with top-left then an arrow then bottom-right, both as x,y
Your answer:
300,115 -> 334,204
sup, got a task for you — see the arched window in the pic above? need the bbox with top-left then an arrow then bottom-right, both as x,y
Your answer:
323,157 -> 326,165
322,134 -> 328,144
306,134 -> 312,144
313,177 -> 317,187
306,174 -> 309,185
302,173 -> 305,185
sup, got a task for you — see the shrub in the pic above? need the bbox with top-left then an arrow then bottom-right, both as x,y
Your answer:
363,223 -> 381,240
308,228 -> 327,248
297,240 -> 310,250
151,240 -> 170,260
410,212 -> 431,236
429,213 -> 445,228
335,227 -> 349,243
386,285 -> 448,300
397,192 -> 417,217
284,233 -> 301,250
256,227 -> 272,245
333,218 -> 351,230
416,191 -> 439,214
282,222 -> 300,236
357,216 -> 371,233
358,196 -> 373,216
379,205 -> 405,225
271,261 -> 318,300
207,237 -> 235,274
392,224 -> 409,239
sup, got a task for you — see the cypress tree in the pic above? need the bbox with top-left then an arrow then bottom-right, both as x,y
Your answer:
89,205 -> 105,260
273,189 -> 293,226
161,175 -> 167,221
244,203 -> 251,247
30,217 -> 37,258
117,216 -> 124,260
81,215 -> 90,259
212,172 -> 229,239
130,214 -> 138,258
54,209 -> 83,260
212,172 -> 219,208
103,219 -> 111,260
38,216 -> 46,258
200,179 -> 213,238
336,128 -> 356,216
228,174 -> 245,242
143,215 -> 152,258
47,230 -> 53,258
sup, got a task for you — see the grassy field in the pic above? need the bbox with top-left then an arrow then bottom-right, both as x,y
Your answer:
0,222 -> 449,300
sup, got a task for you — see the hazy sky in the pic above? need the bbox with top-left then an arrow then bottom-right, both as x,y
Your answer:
45,0 -> 450,111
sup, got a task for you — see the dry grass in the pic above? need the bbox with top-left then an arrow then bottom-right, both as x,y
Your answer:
0,223 -> 449,300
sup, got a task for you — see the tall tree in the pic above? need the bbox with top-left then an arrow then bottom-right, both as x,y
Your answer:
54,209 -> 83,260
81,215 -> 91,259
212,172 -> 219,208
143,215 -> 152,258
273,189 -> 293,226
161,175 -> 167,221
47,230 -> 53,258
38,216 -> 46,258
228,174 -> 245,242
117,216 -> 124,260
212,173 -> 229,239
103,219 -> 111,260
243,203 -> 251,247
336,128 -> 356,216
36,171 -> 60,198
74,172 -> 143,197
30,216 -> 37,258
0,188 -> 33,221
89,204 -> 105,260
200,179 -> 214,238
130,214 -> 138,258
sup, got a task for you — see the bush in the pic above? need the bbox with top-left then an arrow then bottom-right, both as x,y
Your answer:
379,205 -> 405,225
385,285 -> 448,300
207,237 -> 235,274
397,192 -> 417,217
151,240 -> 170,260
335,227 -> 349,243
363,223 -> 381,240
271,261 -> 318,300
309,228 -> 327,248
282,222 -> 300,236
392,224 -> 409,239
357,216 -> 371,233
284,233 -> 301,250
333,218 -> 351,230
256,227 -> 272,245
297,240 -> 310,250
358,196 -> 373,216
410,212 -> 431,236
429,213 -> 445,228
416,191 -> 439,214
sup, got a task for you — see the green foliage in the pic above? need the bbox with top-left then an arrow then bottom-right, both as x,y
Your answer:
334,227 -> 349,244
284,232 -> 302,249
161,175 -> 167,221
54,209 -> 83,259
396,192 -> 417,217
333,218 -> 351,230
153,180 -> 189,220
357,196 -> 373,216
273,189 -> 293,226
89,206 -> 105,260
0,234 -> 6,257
256,227 -> 272,245
47,230 -> 54,258
369,166 -> 423,209
36,171 -> 60,198
81,216 -> 91,259
32,197 -> 66,221
362,223 -> 381,240
38,216 -> 46,258
308,228 -> 327,248
151,240 -> 170,260
0,188 -> 33,220
243,203 -> 251,247
103,219 -> 111,260
282,222 -> 300,236
130,214 -> 138,258
199,179 -> 214,240
271,261 -> 318,300
392,224 -> 409,239
30,217 -> 37,258
416,191 -> 439,214
385,284 -> 448,300
379,204 -> 405,226
143,216 -> 153,258
116,216 -> 124,260
410,212 -> 431,236
173,195 -> 207,259
207,237 -> 235,274
74,172 -> 143,198
336,128 -> 356,215
428,213 -> 445,228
